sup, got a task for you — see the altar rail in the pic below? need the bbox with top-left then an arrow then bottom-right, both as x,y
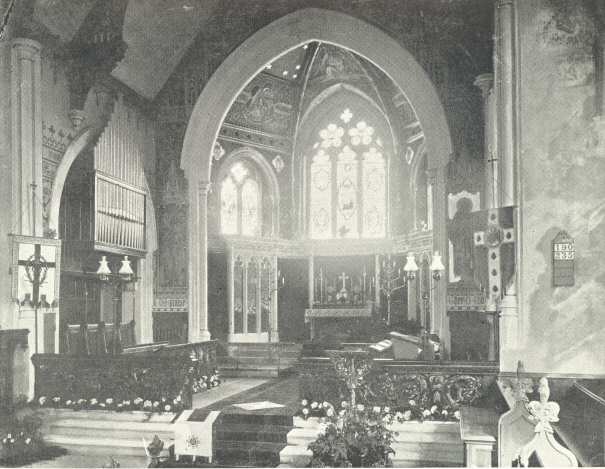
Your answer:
298,356 -> 499,409
32,340 -> 217,410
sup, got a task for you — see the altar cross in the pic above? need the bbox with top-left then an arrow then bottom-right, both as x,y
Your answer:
339,272 -> 349,291
473,207 -> 515,306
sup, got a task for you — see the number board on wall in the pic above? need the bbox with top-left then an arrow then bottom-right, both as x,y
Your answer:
552,231 -> 575,287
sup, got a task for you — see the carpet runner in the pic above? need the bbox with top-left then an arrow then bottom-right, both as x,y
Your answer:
180,403 -> 293,467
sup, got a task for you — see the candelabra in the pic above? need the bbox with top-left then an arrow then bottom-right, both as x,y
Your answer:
96,255 -> 137,354
379,254 -> 407,325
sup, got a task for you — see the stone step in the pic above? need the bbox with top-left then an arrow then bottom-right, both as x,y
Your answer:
391,441 -> 463,463
49,419 -> 174,441
389,421 -> 461,433
279,445 -> 313,467
391,458 -> 463,467
45,435 -> 172,458
40,408 -> 176,423
219,367 -> 289,378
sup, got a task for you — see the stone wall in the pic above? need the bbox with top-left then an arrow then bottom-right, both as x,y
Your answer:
516,0 -> 605,375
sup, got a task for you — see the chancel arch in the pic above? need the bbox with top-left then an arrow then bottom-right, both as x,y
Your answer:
181,8 -> 452,349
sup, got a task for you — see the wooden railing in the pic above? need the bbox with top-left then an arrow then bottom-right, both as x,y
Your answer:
32,340 -> 217,410
297,355 -> 499,408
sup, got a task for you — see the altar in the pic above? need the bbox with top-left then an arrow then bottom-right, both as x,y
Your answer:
304,307 -> 373,340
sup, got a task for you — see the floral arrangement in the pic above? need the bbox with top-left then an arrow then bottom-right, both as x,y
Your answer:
36,370 -> 221,414
307,400 -> 396,467
298,398 -> 461,423
0,410 -> 65,466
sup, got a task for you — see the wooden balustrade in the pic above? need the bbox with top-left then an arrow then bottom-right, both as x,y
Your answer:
32,340 -> 217,410
297,355 -> 498,408
153,311 -> 187,344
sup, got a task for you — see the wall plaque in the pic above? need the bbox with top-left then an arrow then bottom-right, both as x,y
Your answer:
552,231 -> 574,287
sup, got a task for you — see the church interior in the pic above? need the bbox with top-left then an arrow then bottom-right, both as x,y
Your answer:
0,0 -> 604,467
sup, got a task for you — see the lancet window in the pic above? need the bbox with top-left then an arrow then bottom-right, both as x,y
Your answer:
309,109 -> 387,239
220,162 -> 261,236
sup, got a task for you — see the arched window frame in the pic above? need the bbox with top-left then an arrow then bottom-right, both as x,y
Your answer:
214,146 -> 280,238
304,108 -> 390,240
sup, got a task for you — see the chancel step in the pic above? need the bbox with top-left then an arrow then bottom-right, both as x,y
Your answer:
217,342 -> 302,378
40,409 -> 175,467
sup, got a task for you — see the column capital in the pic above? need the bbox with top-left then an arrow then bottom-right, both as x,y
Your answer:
474,73 -> 494,98
12,37 -> 42,60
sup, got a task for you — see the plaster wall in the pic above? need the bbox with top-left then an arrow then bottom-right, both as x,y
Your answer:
516,0 -> 605,376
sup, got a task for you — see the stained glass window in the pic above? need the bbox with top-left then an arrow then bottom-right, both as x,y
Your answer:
220,161 -> 262,236
220,177 -> 238,235
241,179 -> 259,236
308,109 -> 387,239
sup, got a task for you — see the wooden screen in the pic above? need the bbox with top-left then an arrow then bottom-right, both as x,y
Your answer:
93,95 -> 148,254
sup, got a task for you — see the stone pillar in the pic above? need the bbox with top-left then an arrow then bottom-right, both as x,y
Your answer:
11,38 -> 43,237
0,6 -> 14,331
374,254 -> 381,307
427,166 -> 448,355
474,73 -> 498,210
188,180 -> 211,343
407,276 -> 418,322
271,255 -> 279,343
227,247 -> 234,337
495,0 -> 520,366
308,256 -> 314,308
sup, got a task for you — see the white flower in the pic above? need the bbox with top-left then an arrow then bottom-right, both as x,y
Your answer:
311,401 -> 318,409
165,405 -> 171,412
176,395 -> 182,402
422,409 -> 431,417
301,399 -> 308,406
341,401 -> 348,408
326,408 -> 335,417
117,403 -> 123,408
339,409 -> 346,417
395,411 -> 404,420
373,406 -> 381,413
7,434 -> 12,439
9,439 -> 14,444
66,400 -> 72,406
454,410 -> 461,420
322,401 -> 330,409
134,397 -> 143,405
53,397 -> 61,402
403,410 -> 412,421
90,398 -> 98,405
153,401 -> 160,407
383,406 -> 390,413
356,404 -> 365,411
106,398 -> 114,404
25,438 -> 31,445
38,396 -> 47,405
340,108 -> 353,124
2,438 -> 6,444
123,400 -> 131,406
99,403 -> 106,408
78,399 -> 86,404
430,405 -> 438,414
442,409 -> 449,417
302,408 -> 309,415
408,400 -> 416,407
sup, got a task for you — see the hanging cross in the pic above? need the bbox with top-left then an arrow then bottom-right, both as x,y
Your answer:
18,243 -> 56,306
474,207 -> 515,305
